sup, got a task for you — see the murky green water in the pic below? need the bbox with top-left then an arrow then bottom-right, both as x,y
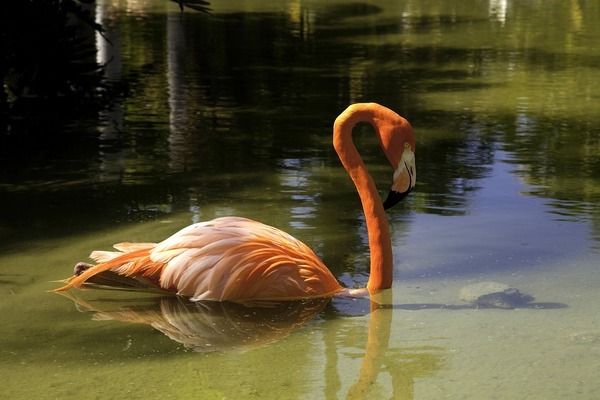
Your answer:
2,0 -> 600,398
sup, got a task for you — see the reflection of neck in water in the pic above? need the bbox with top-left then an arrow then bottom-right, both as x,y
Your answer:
59,292 -> 328,352
346,291 -> 443,399
346,298 -> 393,399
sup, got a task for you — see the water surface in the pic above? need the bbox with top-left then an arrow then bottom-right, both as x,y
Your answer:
1,0 -> 600,398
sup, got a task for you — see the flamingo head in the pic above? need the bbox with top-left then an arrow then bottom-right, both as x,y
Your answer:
333,102 -> 416,210
383,142 -> 416,209
376,110 -> 416,210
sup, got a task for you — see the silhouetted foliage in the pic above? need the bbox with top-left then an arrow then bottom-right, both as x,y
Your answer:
173,0 -> 212,14
0,0 -> 105,109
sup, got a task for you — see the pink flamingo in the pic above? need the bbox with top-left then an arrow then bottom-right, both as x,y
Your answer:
55,103 -> 416,302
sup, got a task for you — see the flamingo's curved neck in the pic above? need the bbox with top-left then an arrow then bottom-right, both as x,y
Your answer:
333,104 -> 393,293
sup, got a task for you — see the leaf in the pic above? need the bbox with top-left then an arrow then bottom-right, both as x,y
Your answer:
171,0 -> 212,14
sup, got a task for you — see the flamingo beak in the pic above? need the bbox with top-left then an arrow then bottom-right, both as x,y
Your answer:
383,144 -> 416,210
383,187 -> 412,209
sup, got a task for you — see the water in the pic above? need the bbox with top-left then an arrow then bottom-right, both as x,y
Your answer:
2,0 -> 600,398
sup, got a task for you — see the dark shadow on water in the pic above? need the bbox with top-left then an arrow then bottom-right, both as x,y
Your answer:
387,302 -> 568,310
327,295 -> 567,316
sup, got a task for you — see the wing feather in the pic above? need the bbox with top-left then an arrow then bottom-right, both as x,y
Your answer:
154,217 -> 342,301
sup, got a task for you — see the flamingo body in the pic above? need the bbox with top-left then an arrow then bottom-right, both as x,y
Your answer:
61,217 -> 343,302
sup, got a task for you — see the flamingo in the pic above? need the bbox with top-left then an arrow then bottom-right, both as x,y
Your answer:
55,103 -> 416,302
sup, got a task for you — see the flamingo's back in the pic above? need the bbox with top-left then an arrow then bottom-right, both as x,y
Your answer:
58,217 -> 343,302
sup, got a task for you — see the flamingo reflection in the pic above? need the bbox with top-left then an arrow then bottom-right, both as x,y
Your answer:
60,292 -> 328,352
60,290 -> 442,397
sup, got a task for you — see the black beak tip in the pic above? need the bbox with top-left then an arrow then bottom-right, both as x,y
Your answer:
383,189 -> 411,210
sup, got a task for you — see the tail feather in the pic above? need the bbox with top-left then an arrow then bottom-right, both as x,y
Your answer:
113,242 -> 157,252
88,243 -> 158,263
90,250 -> 122,263
54,248 -> 166,292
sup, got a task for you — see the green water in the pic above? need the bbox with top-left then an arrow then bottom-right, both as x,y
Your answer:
2,0 -> 600,398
